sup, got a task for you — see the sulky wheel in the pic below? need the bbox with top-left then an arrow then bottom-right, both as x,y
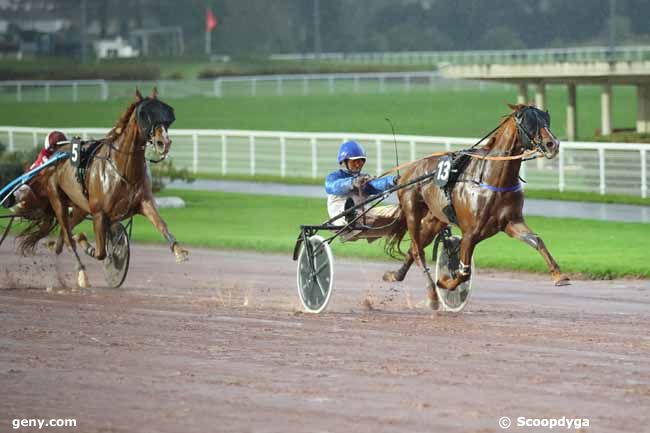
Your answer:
434,235 -> 474,312
296,235 -> 334,313
0,214 -> 15,248
103,222 -> 130,288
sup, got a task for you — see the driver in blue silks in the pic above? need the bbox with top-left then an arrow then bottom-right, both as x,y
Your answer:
325,140 -> 399,240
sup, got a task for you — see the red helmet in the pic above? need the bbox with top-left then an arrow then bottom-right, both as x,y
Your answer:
44,130 -> 67,150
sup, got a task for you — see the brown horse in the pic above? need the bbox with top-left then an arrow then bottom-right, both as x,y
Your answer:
18,89 -> 188,287
383,104 -> 569,309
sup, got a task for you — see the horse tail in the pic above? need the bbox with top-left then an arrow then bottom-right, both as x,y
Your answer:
16,207 -> 58,256
384,207 -> 408,259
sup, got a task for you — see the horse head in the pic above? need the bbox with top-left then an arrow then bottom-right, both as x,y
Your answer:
508,103 -> 560,159
134,88 -> 175,161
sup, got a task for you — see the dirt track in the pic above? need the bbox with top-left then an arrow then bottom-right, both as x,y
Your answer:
1,242 -> 649,433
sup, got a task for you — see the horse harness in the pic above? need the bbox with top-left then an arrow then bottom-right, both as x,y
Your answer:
430,107 -> 550,224
69,137 -> 104,195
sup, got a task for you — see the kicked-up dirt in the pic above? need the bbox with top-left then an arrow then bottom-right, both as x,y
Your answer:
1,242 -> 649,432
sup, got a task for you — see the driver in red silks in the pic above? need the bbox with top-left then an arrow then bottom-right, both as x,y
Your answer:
11,130 -> 68,212
29,130 -> 67,171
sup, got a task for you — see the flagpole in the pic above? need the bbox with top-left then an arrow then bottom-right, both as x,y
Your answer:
205,27 -> 211,56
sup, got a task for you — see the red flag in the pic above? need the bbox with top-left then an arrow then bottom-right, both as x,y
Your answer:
206,9 -> 217,32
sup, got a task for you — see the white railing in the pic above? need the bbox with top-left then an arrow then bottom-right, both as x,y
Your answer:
270,45 -> 650,65
0,73 -> 507,102
1,126 -> 648,198
0,80 -> 109,102
211,71 -> 507,97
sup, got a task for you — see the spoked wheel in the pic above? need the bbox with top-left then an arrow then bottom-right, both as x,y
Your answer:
435,235 -> 474,312
296,235 -> 334,313
0,214 -> 15,248
103,222 -> 130,288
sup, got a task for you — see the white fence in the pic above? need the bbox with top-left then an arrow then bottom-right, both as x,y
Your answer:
271,45 -> 650,65
211,72 -> 509,97
0,73 -> 508,103
1,126 -> 648,198
0,80 -> 109,102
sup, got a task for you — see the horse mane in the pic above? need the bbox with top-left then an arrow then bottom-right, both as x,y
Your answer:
106,99 -> 140,141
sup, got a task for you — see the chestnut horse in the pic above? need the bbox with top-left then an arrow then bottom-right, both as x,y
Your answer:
18,89 -> 188,287
383,104 -> 569,309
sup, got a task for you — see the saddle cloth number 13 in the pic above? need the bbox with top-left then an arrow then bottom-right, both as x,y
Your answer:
434,156 -> 452,187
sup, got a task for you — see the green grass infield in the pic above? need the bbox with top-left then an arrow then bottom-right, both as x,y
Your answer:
102,189 -> 650,280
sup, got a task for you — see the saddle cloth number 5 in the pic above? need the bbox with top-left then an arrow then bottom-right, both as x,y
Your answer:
70,140 -> 81,167
434,156 -> 452,187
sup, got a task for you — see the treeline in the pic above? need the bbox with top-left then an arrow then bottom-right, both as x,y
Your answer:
7,0 -> 650,57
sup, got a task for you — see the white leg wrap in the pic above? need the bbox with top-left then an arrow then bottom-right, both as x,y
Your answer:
458,261 -> 471,276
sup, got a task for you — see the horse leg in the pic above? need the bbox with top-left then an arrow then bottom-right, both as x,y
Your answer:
48,188 -> 89,288
402,205 -> 440,309
383,214 -> 445,282
49,207 -> 86,255
436,234 -> 478,291
505,221 -> 570,286
140,198 -> 188,262
75,213 -> 108,260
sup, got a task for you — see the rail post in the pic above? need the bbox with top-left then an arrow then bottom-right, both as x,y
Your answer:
213,79 -> 222,97
192,133 -> 199,174
410,140 -> 416,161
251,79 -> 257,97
45,82 -> 50,102
221,135 -> 227,175
376,139 -> 382,175
328,77 -> 334,94
280,136 -> 286,177
101,81 -> 109,100
303,77 -> 309,96
598,148 -> 606,195
250,136 -> 256,175
276,77 -> 283,96
558,146 -> 565,192
32,131 -> 38,148
8,129 -> 14,152
311,137 -> 318,178
73,82 -> 78,102
16,82 -> 21,102
641,149 -> 647,198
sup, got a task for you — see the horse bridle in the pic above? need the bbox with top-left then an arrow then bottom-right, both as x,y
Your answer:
144,125 -> 171,164
136,98 -> 174,163
105,124 -> 170,164
514,107 -> 556,158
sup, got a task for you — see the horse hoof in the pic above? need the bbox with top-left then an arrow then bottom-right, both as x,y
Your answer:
46,240 -> 56,252
426,297 -> 440,310
554,277 -> 571,286
77,270 -> 90,289
382,271 -> 399,282
175,248 -> 189,263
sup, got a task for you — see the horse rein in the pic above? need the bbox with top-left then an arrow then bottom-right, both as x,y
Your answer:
379,109 -> 547,177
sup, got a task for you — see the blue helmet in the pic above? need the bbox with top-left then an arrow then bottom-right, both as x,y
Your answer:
337,140 -> 367,164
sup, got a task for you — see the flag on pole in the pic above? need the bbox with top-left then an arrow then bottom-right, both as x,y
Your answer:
206,8 -> 218,32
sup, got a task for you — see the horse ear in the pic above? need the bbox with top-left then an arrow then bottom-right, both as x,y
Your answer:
151,87 -> 158,99
135,88 -> 143,101
507,103 -> 518,111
